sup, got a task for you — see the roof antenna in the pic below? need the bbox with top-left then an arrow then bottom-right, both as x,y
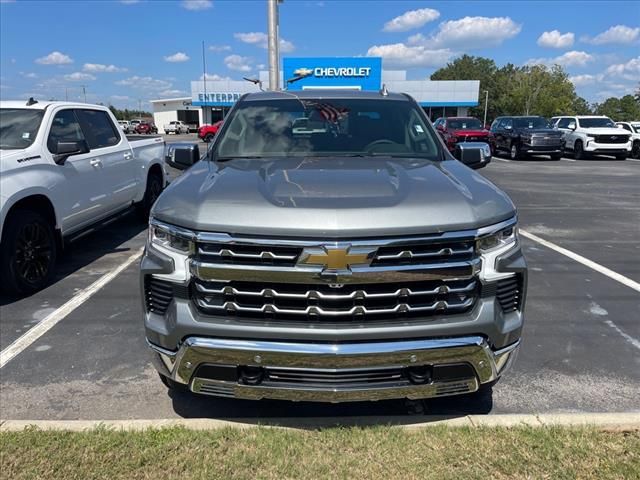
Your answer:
380,84 -> 388,97
243,77 -> 264,91
26,97 -> 38,106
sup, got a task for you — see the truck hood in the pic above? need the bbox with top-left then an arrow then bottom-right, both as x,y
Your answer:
579,127 -> 629,135
152,157 -> 515,238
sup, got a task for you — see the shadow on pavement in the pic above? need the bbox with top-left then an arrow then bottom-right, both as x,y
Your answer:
168,387 -> 493,427
0,213 -> 146,307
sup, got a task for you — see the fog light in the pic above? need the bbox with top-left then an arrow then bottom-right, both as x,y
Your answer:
407,366 -> 432,385
239,366 -> 264,385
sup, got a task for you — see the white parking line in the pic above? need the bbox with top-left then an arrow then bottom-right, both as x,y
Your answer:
520,230 -> 640,293
560,158 -> 576,162
604,320 -> 640,351
626,158 -> 640,162
493,158 -> 511,163
0,248 -> 143,369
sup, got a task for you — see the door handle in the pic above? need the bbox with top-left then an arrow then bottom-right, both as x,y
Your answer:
90,158 -> 102,167
124,152 -> 133,160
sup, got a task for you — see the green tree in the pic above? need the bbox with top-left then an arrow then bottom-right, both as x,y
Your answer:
430,55 -> 499,120
594,95 -> 640,121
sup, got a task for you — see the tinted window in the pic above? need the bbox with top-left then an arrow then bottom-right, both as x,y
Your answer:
47,109 -> 85,153
514,117 -> 551,129
0,108 -> 45,150
75,110 -> 121,149
557,118 -> 571,129
447,118 -> 483,130
578,117 -> 615,128
216,98 -> 440,159
503,118 -> 513,129
490,118 -> 502,131
618,124 -> 632,132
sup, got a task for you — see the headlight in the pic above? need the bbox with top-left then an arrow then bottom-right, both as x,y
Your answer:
149,221 -> 194,254
476,225 -> 517,253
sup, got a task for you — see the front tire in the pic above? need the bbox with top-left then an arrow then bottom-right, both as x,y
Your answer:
631,141 -> 639,159
615,152 -> 628,160
573,140 -> 588,160
550,153 -> 562,160
0,210 -> 57,295
204,133 -> 214,143
510,143 -> 522,160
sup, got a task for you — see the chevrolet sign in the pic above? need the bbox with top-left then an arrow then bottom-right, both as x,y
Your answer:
284,57 -> 382,91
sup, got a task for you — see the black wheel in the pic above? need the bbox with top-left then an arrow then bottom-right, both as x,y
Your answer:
204,133 -> 214,143
631,141 -> 639,159
573,140 -> 588,160
510,142 -> 522,160
615,152 -> 628,160
158,373 -> 188,392
137,172 -> 163,220
550,153 -> 562,160
0,209 -> 57,295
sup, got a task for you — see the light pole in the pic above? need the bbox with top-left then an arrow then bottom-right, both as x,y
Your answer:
483,90 -> 489,127
267,0 -> 280,91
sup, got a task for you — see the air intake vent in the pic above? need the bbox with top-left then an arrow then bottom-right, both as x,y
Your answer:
144,277 -> 174,315
496,276 -> 522,313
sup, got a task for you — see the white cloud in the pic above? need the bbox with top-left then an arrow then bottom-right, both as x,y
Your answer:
224,54 -> 253,72
234,32 -> 295,53
569,74 -> 601,87
433,16 -> 521,48
209,44 -> 231,52
200,73 -> 231,80
116,76 -> 172,90
409,16 -> 521,50
537,30 -> 575,49
82,63 -> 127,73
20,72 -> 38,79
164,52 -> 190,63
35,51 -> 73,65
605,56 -> 640,81
382,8 -> 440,33
158,89 -> 188,97
64,72 -> 96,81
119,0 -> 140,4
110,95 -> 131,101
584,25 -> 640,45
526,50 -> 594,68
181,0 -> 212,11
366,43 -> 453,68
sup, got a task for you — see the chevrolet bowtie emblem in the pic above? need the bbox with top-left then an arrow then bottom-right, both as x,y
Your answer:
299,245 -> 376,271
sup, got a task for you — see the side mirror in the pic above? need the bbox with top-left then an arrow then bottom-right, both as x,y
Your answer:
166,142 -> 200,170
454,142 -> 492,170
504,125 -> 512,130
53,140 -> 89,165
568,123 -> 576,130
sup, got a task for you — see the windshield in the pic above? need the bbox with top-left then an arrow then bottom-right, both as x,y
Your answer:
0,108 -> 45,150
215,98 -> 440,159
513,117 -> 551,129
448,118 -> 483,130
579,117 -> 615,128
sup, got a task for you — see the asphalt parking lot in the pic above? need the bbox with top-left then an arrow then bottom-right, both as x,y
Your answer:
1,150 -> 638,422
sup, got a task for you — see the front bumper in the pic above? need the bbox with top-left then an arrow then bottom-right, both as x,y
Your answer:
584,141 -> 631,153
148,335 -> 519,402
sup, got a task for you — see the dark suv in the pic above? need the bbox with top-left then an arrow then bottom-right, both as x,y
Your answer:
491,116 -> 564,160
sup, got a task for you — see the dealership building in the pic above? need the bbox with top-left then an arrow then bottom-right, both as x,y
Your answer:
151,57 -> 479,133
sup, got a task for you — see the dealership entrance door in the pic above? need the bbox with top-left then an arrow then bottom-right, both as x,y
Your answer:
177,109 -> 200,127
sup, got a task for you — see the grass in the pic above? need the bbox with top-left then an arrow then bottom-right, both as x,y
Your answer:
1,425 -> 639,479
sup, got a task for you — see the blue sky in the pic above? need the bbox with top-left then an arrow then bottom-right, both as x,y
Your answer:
1,0 -> 638,109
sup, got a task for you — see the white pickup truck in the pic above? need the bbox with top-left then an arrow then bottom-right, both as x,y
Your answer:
0,100 -> 167,294
163,120 -> 189,134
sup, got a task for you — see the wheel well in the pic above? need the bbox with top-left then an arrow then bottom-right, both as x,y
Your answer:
148,163 -> 162,182
3,195 -> 60,246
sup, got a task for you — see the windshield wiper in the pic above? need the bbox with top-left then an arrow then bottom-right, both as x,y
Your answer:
214,155 -> 264,162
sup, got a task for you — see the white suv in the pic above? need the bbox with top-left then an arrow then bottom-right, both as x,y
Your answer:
553,116 -> 632,160
615,122 -> 640,159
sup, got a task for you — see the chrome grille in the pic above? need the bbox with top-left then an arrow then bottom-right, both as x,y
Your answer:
192,279 -> 478,321
531,136 -> 562,146
372,240 -> 475,266
196,243 -> 301,266
265,367 -> 404,386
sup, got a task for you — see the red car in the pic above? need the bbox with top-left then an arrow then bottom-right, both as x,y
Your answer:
433,117 -> 494,153
136,121 -> 158,135
198,120 -> 223,142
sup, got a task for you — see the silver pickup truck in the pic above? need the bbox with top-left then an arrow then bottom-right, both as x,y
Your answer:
141,90 -> 526,403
